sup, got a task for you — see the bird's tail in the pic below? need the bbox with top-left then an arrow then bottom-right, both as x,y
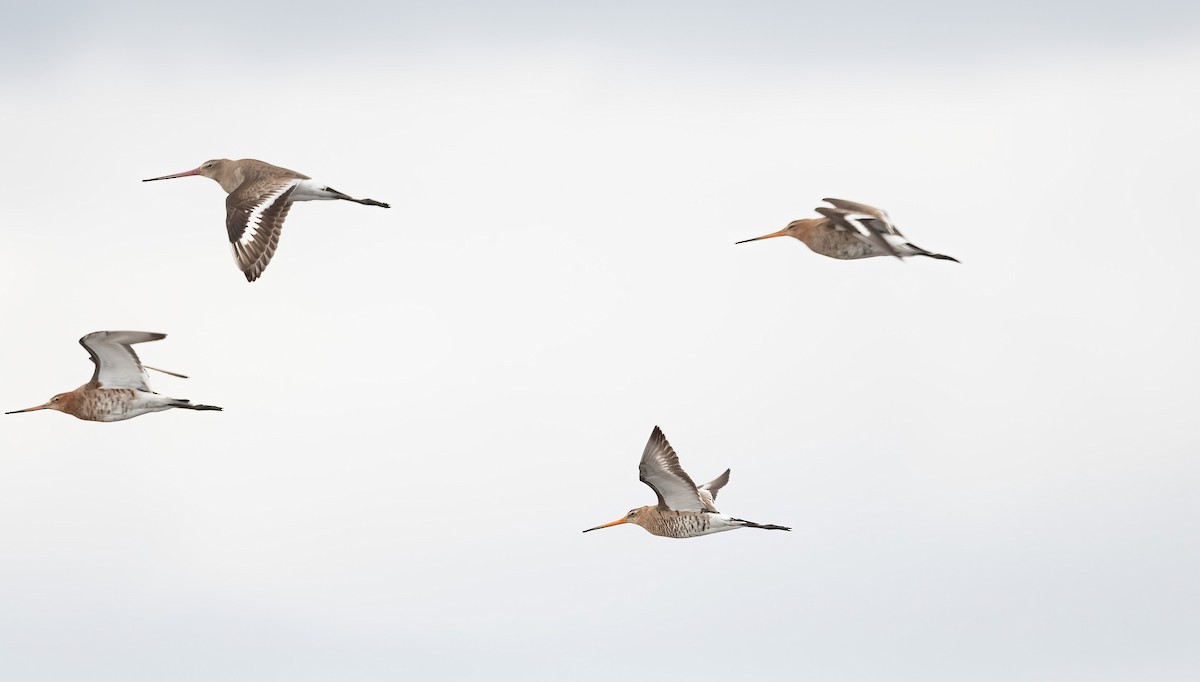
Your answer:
733,517 -> 791,531
352,197 -> 390,208
325,186 -> 390,208
905,243 -> 960,263
171,400 -> 223,411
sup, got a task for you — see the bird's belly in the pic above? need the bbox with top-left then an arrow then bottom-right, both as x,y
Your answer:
83,390 -> 173,422
811,232 -> 881,260
290,179 -> 338,202
648,512 -> 740,539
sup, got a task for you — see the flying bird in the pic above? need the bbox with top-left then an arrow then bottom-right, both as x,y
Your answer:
6,331 -> 222,422
583,426 -> 790,538
144,158 -> 390,282
736,197 -> 958,262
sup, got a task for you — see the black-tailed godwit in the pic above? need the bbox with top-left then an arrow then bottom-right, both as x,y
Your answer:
737,197 -> 958,262
6,331 -> 222,422
583,426 -> 790,538
144,158 -> 390,282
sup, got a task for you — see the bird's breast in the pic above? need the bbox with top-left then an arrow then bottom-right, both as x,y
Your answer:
809,229 -> 881,260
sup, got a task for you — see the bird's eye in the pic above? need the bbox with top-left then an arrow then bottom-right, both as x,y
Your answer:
51,397 -> 60,403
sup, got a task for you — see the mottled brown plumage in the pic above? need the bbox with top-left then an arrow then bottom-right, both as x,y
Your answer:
737,197 -> 958,262
583,426 -> 789,539
5,331 -> 222,422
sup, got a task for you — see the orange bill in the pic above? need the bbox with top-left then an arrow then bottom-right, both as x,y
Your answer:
5,402 -> 51,414
142,167 -> 202,182
735,228 -> 791,245
582,517 -> 628,533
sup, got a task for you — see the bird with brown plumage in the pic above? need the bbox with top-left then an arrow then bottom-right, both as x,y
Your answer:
584,426 -> 790,539
737,197 -> 958,262
6,331 -> 222,422
144,158 -> 390,282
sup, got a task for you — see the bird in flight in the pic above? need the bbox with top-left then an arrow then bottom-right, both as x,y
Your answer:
583,426 -> 790,538
144,158 -> 390,282
737,197 -> 958,262
6,331 -> 222,422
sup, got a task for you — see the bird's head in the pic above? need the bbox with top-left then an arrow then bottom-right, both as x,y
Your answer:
582,506 -> 652,533
735,218 -> 814,245
143,159 -> 232,183
6,391 -> 73,416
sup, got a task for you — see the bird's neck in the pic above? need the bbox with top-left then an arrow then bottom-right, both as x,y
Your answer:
214,166 -> 245,194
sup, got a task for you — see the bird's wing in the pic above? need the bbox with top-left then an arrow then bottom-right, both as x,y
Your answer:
226,176 -> 301,282
821,198 -> 904,236
695,469 -> 729,511
698,469 -> 730,500
816,199 -> 903,259
638,426 -> 709,512
80,331 -> 165,390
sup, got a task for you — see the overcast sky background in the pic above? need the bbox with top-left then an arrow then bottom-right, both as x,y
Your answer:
1,2 -> 1198,680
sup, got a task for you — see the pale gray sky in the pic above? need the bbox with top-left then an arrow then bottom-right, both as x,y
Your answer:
1,2 -> 1198,681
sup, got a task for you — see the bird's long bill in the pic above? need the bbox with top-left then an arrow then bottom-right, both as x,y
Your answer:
734,228 -> 791,245
142,168 -> 201,182
5,403 -> 51,414
582,517 -> 628,533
